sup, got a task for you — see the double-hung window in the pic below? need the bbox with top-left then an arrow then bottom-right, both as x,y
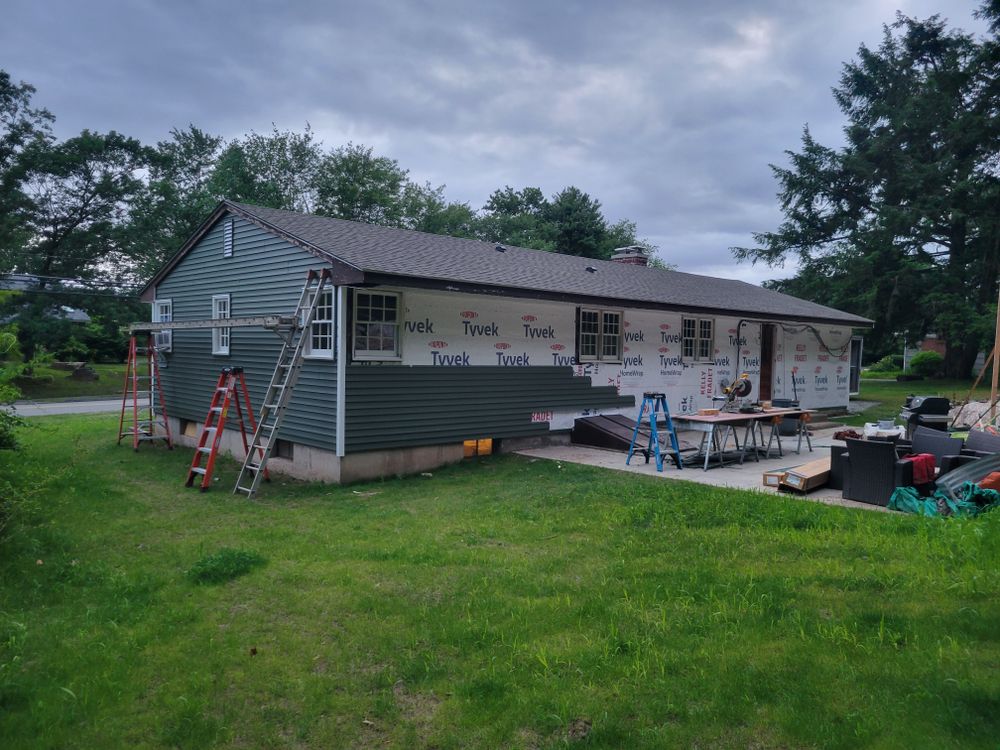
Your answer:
212,294 -> 231,355
682,317 -> 714,361
304,288 -> 334,358
578,308 -> 623,362
153,299 -> 172,353
353,291 -> 401,360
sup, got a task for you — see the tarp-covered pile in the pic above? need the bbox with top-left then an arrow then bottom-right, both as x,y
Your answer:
889,482 -> 1000,518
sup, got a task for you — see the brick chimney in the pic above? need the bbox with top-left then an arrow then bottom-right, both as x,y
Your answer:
610,245 -> 649,266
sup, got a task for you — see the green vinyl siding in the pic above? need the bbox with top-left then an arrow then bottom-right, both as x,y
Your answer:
344,365 -> 633,452
154,214 -> 337,452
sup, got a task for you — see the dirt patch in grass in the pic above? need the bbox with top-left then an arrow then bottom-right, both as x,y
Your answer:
393,679 -> 441,731
565,717 -> 592,742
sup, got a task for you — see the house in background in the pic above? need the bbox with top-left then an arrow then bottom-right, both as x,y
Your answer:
139,201 -> 871,483
0,273 -> 93,323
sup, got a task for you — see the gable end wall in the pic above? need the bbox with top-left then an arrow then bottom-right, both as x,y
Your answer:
153,213 -> 337,452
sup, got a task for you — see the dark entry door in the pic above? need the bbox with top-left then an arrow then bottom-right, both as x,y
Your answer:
759,324 -> 775,401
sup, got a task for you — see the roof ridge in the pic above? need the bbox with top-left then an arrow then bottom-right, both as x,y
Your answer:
227,200 -> 683,274
143,200 -> 871,327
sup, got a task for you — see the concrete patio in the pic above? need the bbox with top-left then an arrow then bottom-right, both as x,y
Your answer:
517,425 -> 891,513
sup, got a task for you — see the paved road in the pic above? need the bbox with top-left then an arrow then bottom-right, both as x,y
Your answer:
12,398 -> 140,417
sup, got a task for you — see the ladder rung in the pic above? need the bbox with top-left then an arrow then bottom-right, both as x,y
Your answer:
210,407 -> 223,413
235,486 -> 253,494
244,464 -> 261,472
204,427 -> 216,434
198,447 -> 212,454
190,467 -> 206,475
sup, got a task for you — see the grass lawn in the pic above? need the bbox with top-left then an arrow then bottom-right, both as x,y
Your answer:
838,378 -> 991,427
14,363 -> 126,400
1,415 -> 999,749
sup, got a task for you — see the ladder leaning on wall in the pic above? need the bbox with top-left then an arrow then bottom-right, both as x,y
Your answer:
234,268 -> 333,498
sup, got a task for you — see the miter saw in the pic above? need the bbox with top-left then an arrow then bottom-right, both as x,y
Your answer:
715,373 -> 754,413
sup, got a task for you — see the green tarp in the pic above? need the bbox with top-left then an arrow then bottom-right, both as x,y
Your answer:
889,482 -> 1000,518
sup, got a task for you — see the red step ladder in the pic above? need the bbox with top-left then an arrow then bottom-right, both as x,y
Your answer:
118,334 -> 173,450
186,367 -> 268,491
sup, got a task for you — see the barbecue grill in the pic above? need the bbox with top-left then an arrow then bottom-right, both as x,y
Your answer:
899,395 -> 951,438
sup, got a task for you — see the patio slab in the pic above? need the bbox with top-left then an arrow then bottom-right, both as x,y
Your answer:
516,427 -> 891,513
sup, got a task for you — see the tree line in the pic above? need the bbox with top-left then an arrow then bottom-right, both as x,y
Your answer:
0,71 -> 650,361
736,3 -> 1000,377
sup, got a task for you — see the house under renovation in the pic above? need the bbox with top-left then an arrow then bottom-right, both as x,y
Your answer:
139,201 -> 871,483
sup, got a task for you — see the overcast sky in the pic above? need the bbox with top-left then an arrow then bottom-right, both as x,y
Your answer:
2,0 -> 989,284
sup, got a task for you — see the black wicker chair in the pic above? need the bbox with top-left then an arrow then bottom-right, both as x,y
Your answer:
829,445 -> 849,491
898,426 -> 964,466
841,438 -> 915,506
961,428 -> 1000,458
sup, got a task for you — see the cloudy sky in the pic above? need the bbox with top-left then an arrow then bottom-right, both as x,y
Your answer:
2,0 -> 989,284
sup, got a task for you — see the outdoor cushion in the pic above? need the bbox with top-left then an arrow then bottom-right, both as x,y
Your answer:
978,471 -> 1000,491
901,453 -> 935,484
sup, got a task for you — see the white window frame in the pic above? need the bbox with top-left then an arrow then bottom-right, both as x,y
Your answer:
212,294 -> 231,355
682,316 -> 714,362
152,298 -> 172,353
303,287 -> 335,359
223,217 -> 235,257
577,308 -> 623,362
352,290 -> 402,361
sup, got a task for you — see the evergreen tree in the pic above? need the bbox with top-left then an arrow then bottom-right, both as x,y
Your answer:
735,12 -> 1000,374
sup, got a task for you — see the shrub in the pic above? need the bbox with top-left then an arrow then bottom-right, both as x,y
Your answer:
869,354 -> 903,372
186,548 -> 267,584
908,350 -> 944,378
56,335 -> 89,361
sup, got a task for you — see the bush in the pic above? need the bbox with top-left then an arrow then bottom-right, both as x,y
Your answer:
186,548 -> 267,584
908,350 -> 944,378
869,354 -> 904,372
56,335 -> 89,361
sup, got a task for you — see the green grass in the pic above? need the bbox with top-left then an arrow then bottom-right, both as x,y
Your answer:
14,363 -> 126,400
837,378 -> 991,427
186,548 -> 267,585
1,414 -> 999,748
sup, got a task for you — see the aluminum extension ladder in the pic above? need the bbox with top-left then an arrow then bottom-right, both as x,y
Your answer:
234,268 -> 333,497
118,334 -> 173,450
186,367 -> 267,491
626,391 -> 683,472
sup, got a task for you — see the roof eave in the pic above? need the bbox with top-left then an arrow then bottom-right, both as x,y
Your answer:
361,272 -> 874,328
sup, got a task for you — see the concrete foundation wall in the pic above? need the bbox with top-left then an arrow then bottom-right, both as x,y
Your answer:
167,416 -> 463,486
498,432 -> 572,453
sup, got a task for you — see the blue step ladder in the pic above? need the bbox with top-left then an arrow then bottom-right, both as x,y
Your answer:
626,392 -> 684,472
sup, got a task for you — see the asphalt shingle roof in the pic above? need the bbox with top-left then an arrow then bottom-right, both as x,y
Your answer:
222,201 -> 870,326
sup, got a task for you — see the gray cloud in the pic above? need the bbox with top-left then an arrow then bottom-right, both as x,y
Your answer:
2,0 -> 989,284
